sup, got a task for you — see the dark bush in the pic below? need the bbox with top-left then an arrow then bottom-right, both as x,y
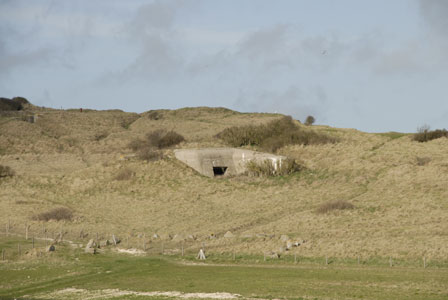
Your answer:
114,168 -> 135,181
128,138 -> 148,152
146,130 -> 185,149
12,97 -> 30,105
416,156 -> 431,166
34,207 -> 73,222
147,110 -> 163,120
304,115 -> 315,126
316,200 -> 354,214
137,149 -> 164,161
0,165 -> 15,177
94,131 -> 109,141
413,127 -> 448,143
217,116 -> 336,152
0,98 -> 22,111
128,130 -> 184,161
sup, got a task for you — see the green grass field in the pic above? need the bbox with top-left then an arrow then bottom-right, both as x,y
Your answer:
1,237 -> 447,300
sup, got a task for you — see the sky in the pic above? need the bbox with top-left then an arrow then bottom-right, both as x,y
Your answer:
0,0 -> 447,132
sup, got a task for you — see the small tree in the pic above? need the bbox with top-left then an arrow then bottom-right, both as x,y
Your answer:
304,115 -> 315,126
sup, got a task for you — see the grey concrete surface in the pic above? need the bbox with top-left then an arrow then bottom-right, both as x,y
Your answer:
174,148 -> 286,177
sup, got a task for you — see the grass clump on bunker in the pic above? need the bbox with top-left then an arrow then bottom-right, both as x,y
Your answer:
246,158 -> 302,177
216,116 -> 336,152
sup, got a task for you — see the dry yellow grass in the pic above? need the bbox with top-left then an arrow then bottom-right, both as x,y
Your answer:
1,106 -> 447,261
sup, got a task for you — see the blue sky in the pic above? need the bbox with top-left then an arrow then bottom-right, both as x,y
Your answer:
1,0 -> 447,132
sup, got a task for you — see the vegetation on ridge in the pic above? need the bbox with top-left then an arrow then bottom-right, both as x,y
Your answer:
216,116 -> 336,152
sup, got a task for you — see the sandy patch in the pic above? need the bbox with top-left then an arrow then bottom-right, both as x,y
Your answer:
115,248 -> 146,255
35,288 -> 241,299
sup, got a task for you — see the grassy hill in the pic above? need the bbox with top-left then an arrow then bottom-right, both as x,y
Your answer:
1,104 -> 447,261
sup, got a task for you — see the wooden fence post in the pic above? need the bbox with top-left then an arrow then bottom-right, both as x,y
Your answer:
25,223 -> 29,240
389,257 -> 392,267
161,242 -> 164,255
181,242 -> 184,256
18,244 -> 21,256
357,256 -> 360,265
263,252 -> 266,262
325,256 -> 328,265
233,250 -> 235,261
32,236 -> 35,248
424,256 -> 426,268
294,253 -> 297,263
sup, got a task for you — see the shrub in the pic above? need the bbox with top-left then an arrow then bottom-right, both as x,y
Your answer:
94,131 -> 109,141
316,200 -> 354,214
147,110 -> 163,120
217,116 -> 336,152
304,115 -> 315,126
0,165 -> 14,177
146,130 -> 185,149
128,129 -> 184,161
34,207 -> 73,222
114,168 -> 135,181
0,97 -> 22,111
416,156 -> 431,166
137,149 -> 164,161
413,127 -> 448,143
246,158 -> 302,177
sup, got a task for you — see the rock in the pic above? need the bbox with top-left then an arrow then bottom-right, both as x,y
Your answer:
46,245 -> 55,252
223,231 -> 235,238
268,252 -> 280,259
197,248 -> 206,260
241,233 -> 253,238
280,234 -> 289,242
172,234 -> 185,242
112,235 -> 120,245
99,240 -> 110,247
187,234 -> 196,240
208,233 -> 217,239
152,233 -> 159,239
286,240 -> 293,250
86,239 -> 96,249
84,247 -> 96,254
159,233 -> 172,240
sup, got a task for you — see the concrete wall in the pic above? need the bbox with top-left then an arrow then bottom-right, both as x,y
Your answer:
174,148 -> 286,177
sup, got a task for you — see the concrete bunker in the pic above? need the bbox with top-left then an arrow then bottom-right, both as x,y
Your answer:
174,148 -> 286,178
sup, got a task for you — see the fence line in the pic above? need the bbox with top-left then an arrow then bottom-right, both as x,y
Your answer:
1,220 -> 444,269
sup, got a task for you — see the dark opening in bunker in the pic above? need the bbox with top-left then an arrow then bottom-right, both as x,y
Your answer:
213,166 -> 228,176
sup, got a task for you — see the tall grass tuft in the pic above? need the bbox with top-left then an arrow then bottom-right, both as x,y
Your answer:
114,168 -> 135,181
316,200 -> 354,214
216,116 -> 336,152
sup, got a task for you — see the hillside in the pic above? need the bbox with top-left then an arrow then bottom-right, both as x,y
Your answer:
1,104 -> 447,261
